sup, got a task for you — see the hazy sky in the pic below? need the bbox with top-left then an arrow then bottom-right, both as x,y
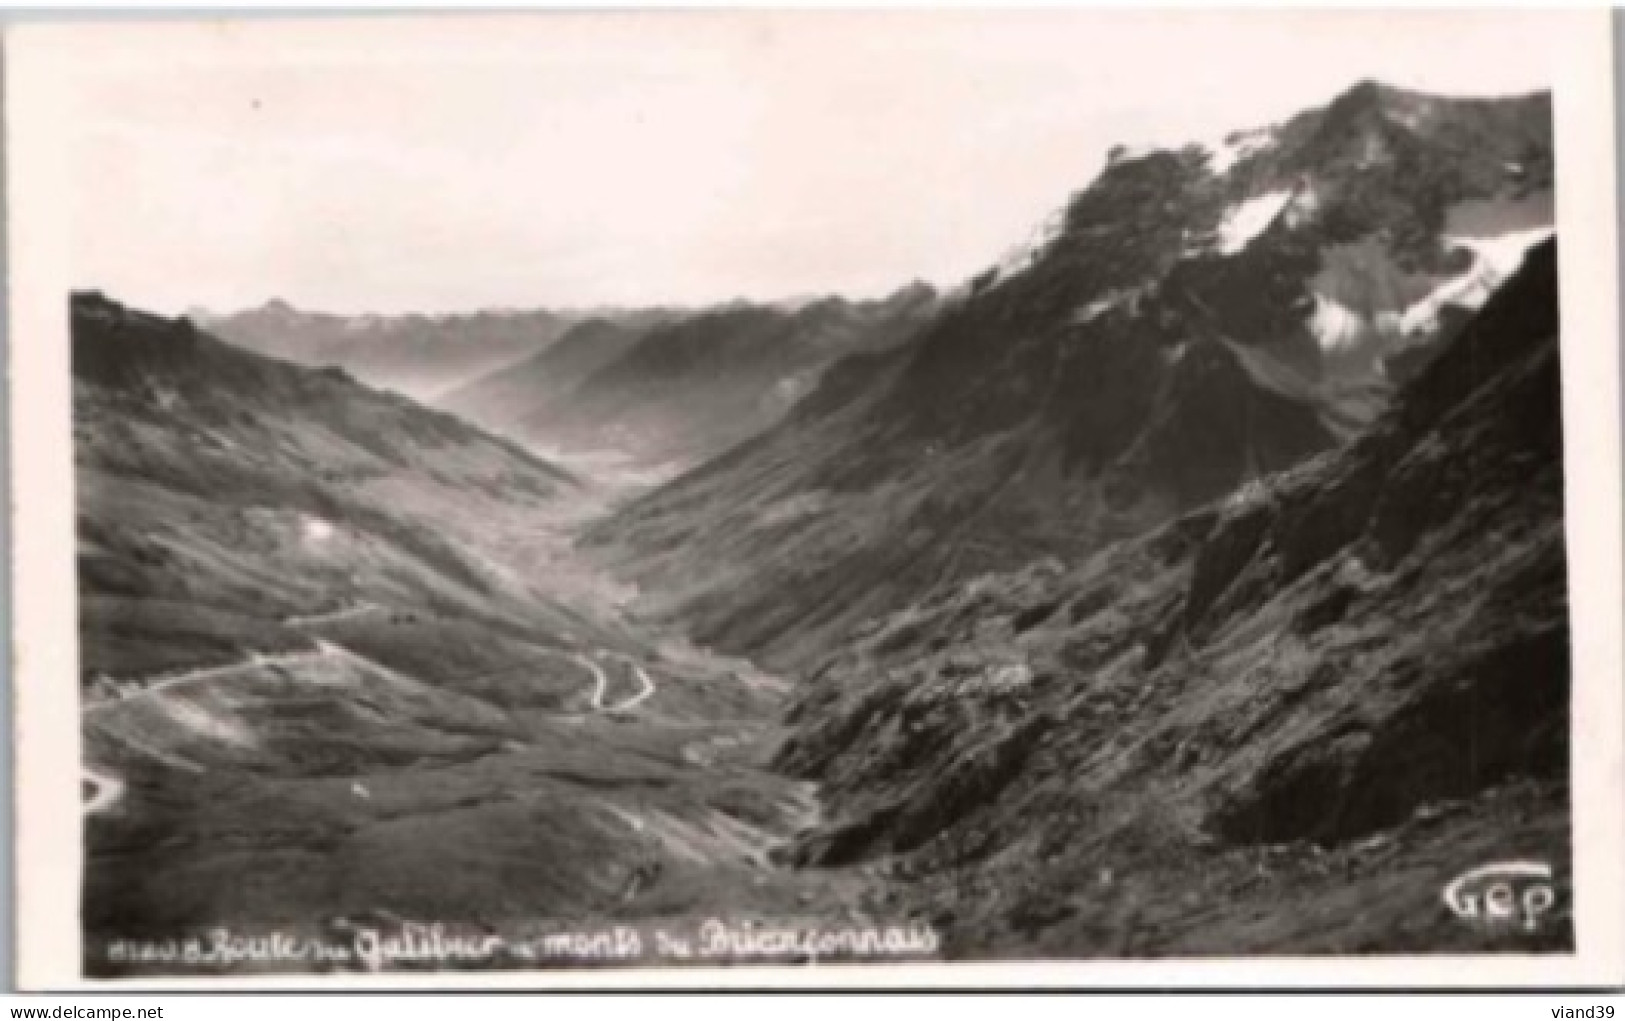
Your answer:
53,10 -> 1575,315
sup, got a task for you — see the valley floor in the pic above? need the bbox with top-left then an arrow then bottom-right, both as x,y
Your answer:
80,473 -> 920,978
76,390 -> 1573,975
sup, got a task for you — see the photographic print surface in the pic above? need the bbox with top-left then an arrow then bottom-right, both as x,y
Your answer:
27,10 -> 1608,981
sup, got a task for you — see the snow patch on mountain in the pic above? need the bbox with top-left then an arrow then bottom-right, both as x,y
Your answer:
1309,295 -> 1375,354
1303,218 -> 1554,380
1216,189 -> 1295,255
1203,127 -> 1275,176
1399,227 -> 1554,337
1308,294 -> 1403,379
1452,226 -> 1556,279
1398,192 -> 1556,335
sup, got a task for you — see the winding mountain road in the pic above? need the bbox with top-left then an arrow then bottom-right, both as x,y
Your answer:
82,623 -> 661,817
563,652 -> 609,709
83,646 -> 327,714
281,600 -> 383,628
81,644 -> 343,818
601,656 -> 656,713
540,649 -> 656,713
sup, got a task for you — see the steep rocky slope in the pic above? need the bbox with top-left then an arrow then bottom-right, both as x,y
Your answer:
587,82 -> 1554,671
197,299 -> 577,400
771,238 -> 1569,955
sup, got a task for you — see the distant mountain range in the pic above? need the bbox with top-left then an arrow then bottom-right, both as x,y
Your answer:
192,300 -> 580,401
442,282 -> 938,471
198,284 -> 940,475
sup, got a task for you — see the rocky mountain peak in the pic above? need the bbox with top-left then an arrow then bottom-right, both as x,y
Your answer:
588,82 -> 1555,675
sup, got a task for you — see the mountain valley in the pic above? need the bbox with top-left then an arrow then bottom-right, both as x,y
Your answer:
77,80 -> 1572,974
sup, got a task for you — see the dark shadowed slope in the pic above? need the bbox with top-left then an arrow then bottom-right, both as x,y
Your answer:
773,238 -> 1568,956
197,299 -> 578,400
584,82 -> 1553,671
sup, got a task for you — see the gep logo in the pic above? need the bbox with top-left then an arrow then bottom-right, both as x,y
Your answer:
1441,860 -> 1557,932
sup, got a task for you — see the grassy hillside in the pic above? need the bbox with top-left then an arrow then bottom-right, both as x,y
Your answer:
74,293 -> 583,683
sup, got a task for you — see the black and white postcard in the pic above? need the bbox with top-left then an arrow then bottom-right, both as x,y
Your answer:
6,9 -> 1622,989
